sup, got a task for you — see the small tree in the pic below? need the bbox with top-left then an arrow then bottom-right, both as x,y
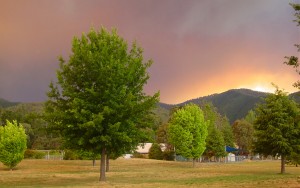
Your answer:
201,102 -> 233,160
0,120 -> 27,170
232,119 -> 254,155
168,103 -> 208,167
148,143 -> 163,160
205,126 -> 226,161
254,88 -> 300,174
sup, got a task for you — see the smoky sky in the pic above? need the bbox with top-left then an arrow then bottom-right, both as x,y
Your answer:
0,0 -> 300,104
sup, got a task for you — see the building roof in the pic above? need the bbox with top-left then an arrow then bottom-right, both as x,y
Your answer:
136,143 -> 166,154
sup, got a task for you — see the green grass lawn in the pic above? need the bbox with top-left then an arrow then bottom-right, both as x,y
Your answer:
0,158 -> 299,187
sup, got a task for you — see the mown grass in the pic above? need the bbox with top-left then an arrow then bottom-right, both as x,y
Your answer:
0,159 -> 299,187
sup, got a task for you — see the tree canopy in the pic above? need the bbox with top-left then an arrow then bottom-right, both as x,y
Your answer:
44,27 -> 159,181
232,119 -> 254,155
168,103 -> 208,167
205,126 -> 226,160
201,102 -> 233,160
0,120 -> 27,170
254,88 -> 300,173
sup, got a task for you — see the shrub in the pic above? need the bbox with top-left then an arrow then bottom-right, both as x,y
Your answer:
163,150 -> 175,161
0,120 -> 27,170
63,150 -> 78,160
149,143 -> 163,160
24,149 -> 46,159
132,152 -> 145,158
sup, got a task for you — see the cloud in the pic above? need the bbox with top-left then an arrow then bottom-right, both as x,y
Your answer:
0,0 -> 299,103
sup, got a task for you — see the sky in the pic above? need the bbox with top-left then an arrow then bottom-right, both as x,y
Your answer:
1,0 -> 300,104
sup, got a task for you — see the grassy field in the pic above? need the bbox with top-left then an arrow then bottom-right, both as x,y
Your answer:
0,158 -> 299,188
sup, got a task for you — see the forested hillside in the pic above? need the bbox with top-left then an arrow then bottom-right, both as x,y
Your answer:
0,98 -> 19,108
0,102 -> 61,149
159,89 -> 269,124
1,88 -> 299,150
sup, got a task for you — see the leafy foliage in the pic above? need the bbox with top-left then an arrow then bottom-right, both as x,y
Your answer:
254,88 -> 300,173
148,143 -> 163,160
44,27 -> 159,181
0,103 -> 60,149
205,126 -> 226,159
201,102 -> 234,159
63,149 -> 100,160
232,119 -> 254,155
291,3 -> 300,25
284,3 -> 300,88
0,120 -> 27,170
286,152 -> 300,167
162,150 -> 175,161
168,103 -> 208,164
24,149 -> 46,159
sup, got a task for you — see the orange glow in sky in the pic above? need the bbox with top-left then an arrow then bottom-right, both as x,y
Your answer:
0,0 -> 299,104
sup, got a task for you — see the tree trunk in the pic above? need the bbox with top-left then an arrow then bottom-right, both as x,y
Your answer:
193,158 -> 196,168
281,155 -> 285,174
92,159 -> 96,167
99,148 -> 106,181
106,153 -> 110,172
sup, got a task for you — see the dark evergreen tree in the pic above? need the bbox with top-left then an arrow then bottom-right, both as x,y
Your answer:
254,88 -> 300,174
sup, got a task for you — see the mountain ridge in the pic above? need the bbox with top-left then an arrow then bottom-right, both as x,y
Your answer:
158,88 -> 300,124
0,98 -> 20,108
2,88 -> 300,124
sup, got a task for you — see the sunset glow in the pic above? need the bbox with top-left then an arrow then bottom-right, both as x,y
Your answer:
0,0 -> 299,104
253,85 -> 274,93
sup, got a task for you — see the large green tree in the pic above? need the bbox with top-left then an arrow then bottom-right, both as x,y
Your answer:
0,120 -> 27,170
168,103 -> 208,167
44,27 -> 159,181
254,88 -> 300,174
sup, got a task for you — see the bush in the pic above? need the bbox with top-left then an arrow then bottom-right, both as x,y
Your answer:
24,150 -> 46,159
149,143 -> 163,160
286,152 -> 300,167
0,120 -> 27,170
132,152 -> 145,158
63,150 -> 78,160
163,150 -> 175,161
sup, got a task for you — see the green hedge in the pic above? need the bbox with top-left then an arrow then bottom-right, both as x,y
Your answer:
24,150 -> 46,159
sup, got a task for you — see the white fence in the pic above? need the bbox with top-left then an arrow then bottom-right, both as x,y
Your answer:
38,150 -> 64,160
